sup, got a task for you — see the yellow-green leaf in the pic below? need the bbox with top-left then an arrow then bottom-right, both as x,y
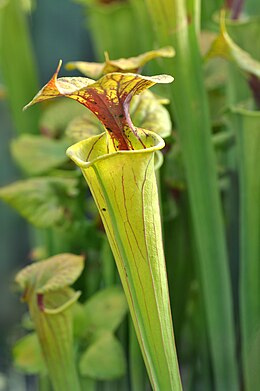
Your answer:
11,135 -> 70,176
84,286 -> 128,332
13,333 -> 46,375
79,331 -> 126,380
66,46 -> 175,78
0,177 -> 78,228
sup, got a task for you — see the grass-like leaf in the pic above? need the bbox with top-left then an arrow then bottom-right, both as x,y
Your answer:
144,1 -> 239,389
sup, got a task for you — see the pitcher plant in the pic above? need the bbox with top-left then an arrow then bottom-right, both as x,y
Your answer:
24,56 -> 182,390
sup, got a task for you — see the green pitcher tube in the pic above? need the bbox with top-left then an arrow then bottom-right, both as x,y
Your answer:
24,62 -> 182,390
67,131 -> 182,390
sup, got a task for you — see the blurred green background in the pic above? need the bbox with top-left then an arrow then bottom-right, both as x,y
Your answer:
0,1 -> 92,388
1,0 -> 260,390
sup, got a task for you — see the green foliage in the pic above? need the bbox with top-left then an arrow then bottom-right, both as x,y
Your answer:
14,282 -> 128,383
0,177 -> 79,228
1,2 -> 260,391
13,333 -> 46,375
207,13 -> 260,79
83,286 -> 128,333
79,331 -> 126,380
11,135 -> 70,176
0,0 -> 40,134
15,253 -> 84,391
39,99 -> 87,138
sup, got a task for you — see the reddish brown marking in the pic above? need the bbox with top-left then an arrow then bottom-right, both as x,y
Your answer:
248,74 -> 260,109
84,87 -> 131,150
37,293 -> 45,312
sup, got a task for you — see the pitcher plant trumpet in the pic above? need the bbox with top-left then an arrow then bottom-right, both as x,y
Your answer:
24,58 -> 183,390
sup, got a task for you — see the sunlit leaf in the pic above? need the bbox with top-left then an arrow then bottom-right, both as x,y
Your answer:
0,177 -> 78,228
84,286 -> 128,332
79,331 -> 126,380
66,46 -> 175,78
15,253 -> 84,294
11,135 -> 70,176
13,333 -> 46,374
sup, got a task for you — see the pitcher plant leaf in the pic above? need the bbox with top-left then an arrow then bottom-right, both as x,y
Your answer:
66,46 -> 175,78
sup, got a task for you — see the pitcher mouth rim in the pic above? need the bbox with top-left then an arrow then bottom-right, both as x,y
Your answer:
66,131 -> 165,169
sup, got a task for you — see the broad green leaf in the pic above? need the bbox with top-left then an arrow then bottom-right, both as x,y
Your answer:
206,13 -> 260,78
15,253 -> 84,294
66,46 -> 175,78
39,99 -> 86,138
84,286 -> 128,332
13,333 -> 46,375
11,135 -> 70,176
0,177 -> 78,228
24,61 -> 173,151
65,111 -> 103,142
79,331 -> 126,380
130,90 -> 172,138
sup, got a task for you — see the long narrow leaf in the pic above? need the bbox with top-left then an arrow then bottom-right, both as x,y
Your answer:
232,105 -> 260,391
144,0 -> 239,389
0,0 -> 40,134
